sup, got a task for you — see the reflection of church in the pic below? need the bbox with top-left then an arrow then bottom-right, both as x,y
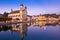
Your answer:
11,23 -> 30,40
19,23 -> 28,40
8,4 -> 27,22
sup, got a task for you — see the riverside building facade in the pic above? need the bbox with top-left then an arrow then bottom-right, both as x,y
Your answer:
8,4 -> 27,22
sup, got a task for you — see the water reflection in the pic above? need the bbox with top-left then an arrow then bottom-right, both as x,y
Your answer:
11,23 -> 31,40
32,21 -> 60,31
0,25 -> 11,31
0,21 -> 60,40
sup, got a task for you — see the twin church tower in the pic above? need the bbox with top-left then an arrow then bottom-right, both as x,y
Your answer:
8,4 -> 27,22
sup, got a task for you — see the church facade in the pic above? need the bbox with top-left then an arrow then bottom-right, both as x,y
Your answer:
8,4 -> 27,22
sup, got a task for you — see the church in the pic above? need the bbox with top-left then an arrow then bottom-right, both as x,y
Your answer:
8,4 -> 27,22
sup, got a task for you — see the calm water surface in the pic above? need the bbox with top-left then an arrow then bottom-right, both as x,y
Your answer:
0,22 -> 60,40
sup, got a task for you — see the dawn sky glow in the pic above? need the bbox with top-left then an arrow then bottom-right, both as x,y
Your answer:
0,0 -> 60,15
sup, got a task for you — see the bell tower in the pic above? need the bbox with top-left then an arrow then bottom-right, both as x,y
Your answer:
20,4 -> 24,22
19,4 -> 27,22
20,4 -> 24,13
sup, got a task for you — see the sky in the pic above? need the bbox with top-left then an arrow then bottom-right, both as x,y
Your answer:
0,0 -> 60,15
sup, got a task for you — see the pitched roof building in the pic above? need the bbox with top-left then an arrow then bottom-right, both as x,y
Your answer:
8,4 -> 27,22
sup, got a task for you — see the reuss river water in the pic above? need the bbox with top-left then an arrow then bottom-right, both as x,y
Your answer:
0,21 -> 60,40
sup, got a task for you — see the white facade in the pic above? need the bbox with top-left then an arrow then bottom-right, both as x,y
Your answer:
8,4 -> 27,22
8,13 -> 20,19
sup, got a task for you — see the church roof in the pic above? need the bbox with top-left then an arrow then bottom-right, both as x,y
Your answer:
10,9 -> 25,14
20,4 -> 24,6
10,10 -> 20,14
